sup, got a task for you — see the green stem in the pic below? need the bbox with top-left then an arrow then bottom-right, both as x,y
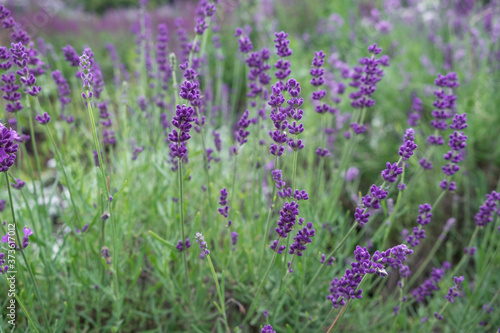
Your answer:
178,159 -> 189,282
5,172 -> 50,328
207,255 -> 229,333
26,97 -> 46,215
242,239 -> 281,325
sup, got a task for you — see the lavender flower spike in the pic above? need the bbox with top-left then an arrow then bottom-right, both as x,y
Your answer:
195,232 -> 210,258
0,123 -> 20,173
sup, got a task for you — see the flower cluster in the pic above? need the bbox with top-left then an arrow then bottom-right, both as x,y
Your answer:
231,231 -> 238,250
176,238 -> 191,252
0,252 -> 7,274
408,95 -> 423,126
261,325 -> 276,333
427,73 -> 459,146
445,276 -> 464,303
411,262 -> 451,302
156,23 -> 170,91
168,104 -> 195,159
286,79 -> 305,151
355,185 -> 388,226
244,47 -> 271,103
474,191 -> 500,227
51,70 -> 72,122
98,102 -> 116,146
289,222 -> 315,256
217,188 -> 231,226
0,123 -> 19,172
11,177 -> 25,189
327,245 -> 413,308
35,112 -> 50,125
440,113 -> 467,191
195,232 -> 210,259
349,43 -> 390,133
79,53 -> 93,101
406,204 -> 432,247
235,27 -> 253,53
194,0 -> 217,35
398,128 -> 418,160
320,254 -> 335,265
273,31 -> 292,81
235,110 -> 251,147
62,45 -> 80,67
268,84 -> 287,156
10,42 -> 41,97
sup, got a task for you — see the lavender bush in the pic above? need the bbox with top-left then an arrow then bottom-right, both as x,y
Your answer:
0,1 -> 499,332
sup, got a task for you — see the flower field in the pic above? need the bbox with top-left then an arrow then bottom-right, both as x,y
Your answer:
0,0 -> 499,332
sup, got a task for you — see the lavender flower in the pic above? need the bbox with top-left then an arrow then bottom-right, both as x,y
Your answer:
10,42 -> 41,97
62,45 -> 80,67
35,112 -> 51,125
218,188 -> 229,218
406,204 -> 432,247
289,222 -> 315,256
445,276 -> 464,303
0,123 -> 19,172
1,72 -> 23,113
22,226 -> 33,248
0,252 -> 7,274
440,113 -> 468,190
411,262 -> 451,302
51,70 -> 71,113
408,95 -> 423,126
195,232 -> 210,258
474,191 -> 500,227
168,104 -> 195,159
427,73 -> 459,146
275,201 -> 300,238
10,178 -> 25,189
261,325 -> 276,333
398,128 -> 418,160
327,245 -> 413,308
235,110 -> 251,147
79,53 -> 93,101
231,232 -> 238,250
273,31 -> 292,82
176,238 -> 191,252
348,44 -> 390,133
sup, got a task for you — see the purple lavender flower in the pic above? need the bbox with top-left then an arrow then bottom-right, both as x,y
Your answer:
62,45 -> 80,67
79,53 -> 93,101
327,245 -> 412,308
398,128 -> 418,160
218,188 -> 230,218
0,200 -> 5,212
445,276 -> 464,303
381,162 -> 403,183
231,231 -> 238,250
474,191 -> 500,227
0,252 -> 8,274
406,204 -> 432,247
440,113 -> 468,188
464,247 -> 476,255
51,70 -> 71,113
22,226 -> 33,248
168,104 -> 195,159
235,110 -> 251,146
411,262 -> 450,302
0,123 -> 19,172
427,73 -> 459,146
176,238 -> 191,252
348,44 -> 390,133
35,112 -> 51,125
195,232 -> 210,258
10,42 -> 41,97
275,201 -> 300,238
1,72 -> 23,113
408,95 -> 423,126
10,178 -> 25,189
261,325 -> 276,333
270,239 -> 286,254
273,31 -> 293,81
289,222 -> 315,256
